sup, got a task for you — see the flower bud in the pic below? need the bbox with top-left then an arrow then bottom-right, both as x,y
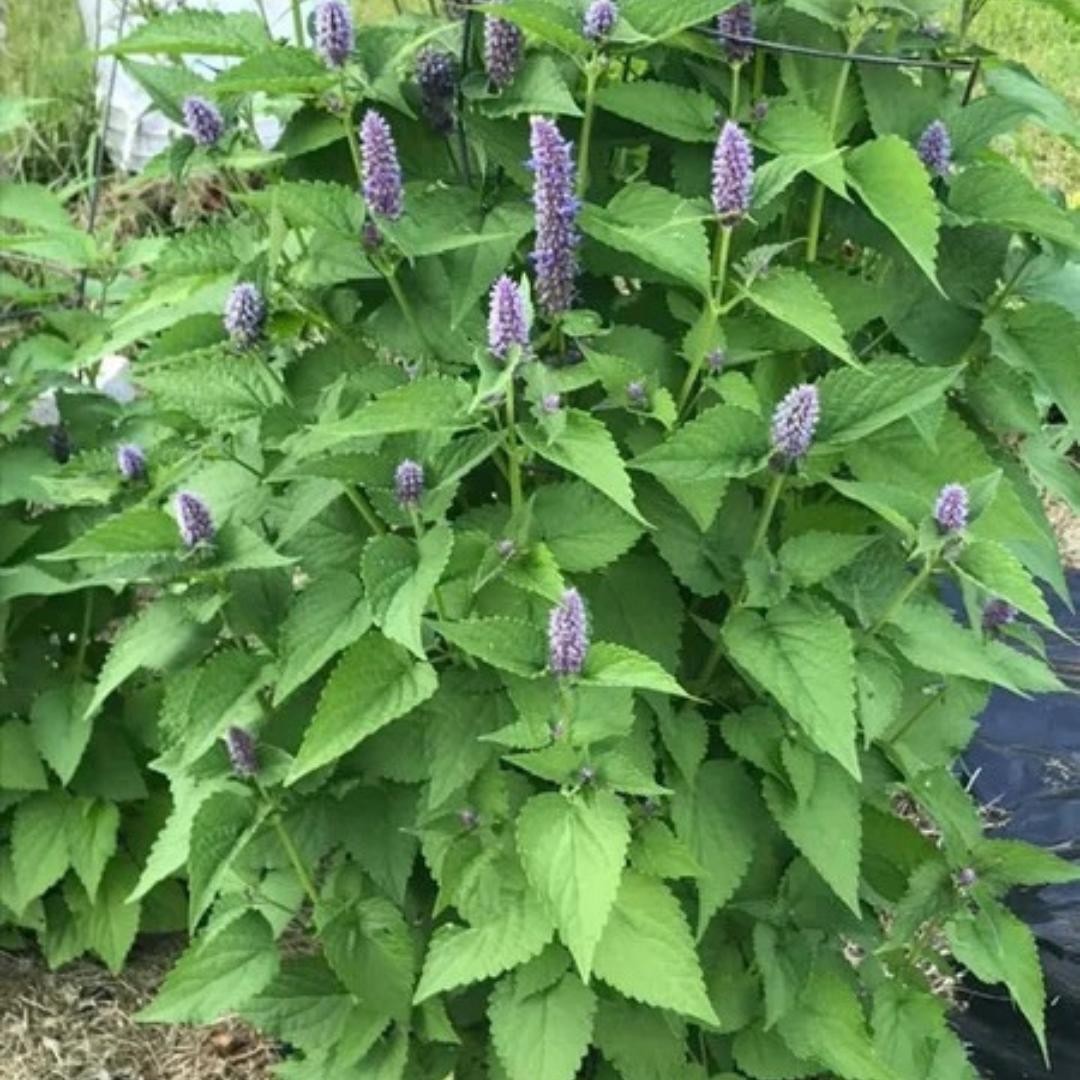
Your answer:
933,483 -> 968,534
225,726 -> 259,778
548,587 -> 588,676
360,110 -> 404,221
116,443 -> 147,482
47,426 -> 72,464
770,383 -> 820,464
626,380 -> 647,408
484,3 -> 524,89
488,275 -> 530,361
416,47 -> 459,136
95,354 -> 136,404
394,459 -> 425,509
917,120 -> 952,179
175,491 -> 215,548
541,392 -> 562,414
182,96 -> 224,147
717,1 -> 754,64
314,0 -> 354,68
583,0 -> 618,43
224,282 -> 267,348
982,598 -> 1017,633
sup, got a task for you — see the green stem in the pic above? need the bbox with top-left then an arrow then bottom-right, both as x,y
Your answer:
576,59 -> 601,198
505,389 -> 523,516
748,471 -> 785,559
751,49 -> 765,105
805,56 -> 852,263
344,110 -> 364,187
73,591 -> 94,677
385,268 -> 429,361
676,224 -> 732,413
871,560 -> 934,634
290,0 -> 305,48
730,62 -> 742,117
343,485 -> 386,536
886,684 -> 947,745
258,783 -> 320,910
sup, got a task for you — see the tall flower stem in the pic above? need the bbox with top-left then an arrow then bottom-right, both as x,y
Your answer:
385,268 -> 429,360
751,49 -> 765,102
290,0 -> 305,48
344,486 -> 386,536
676,223 -> 732,413
871,559 -> 934,634
748,472 -> 785,558
730,63 -> 742,117
576,58 -> 602,197
805,54 -> 853,263
256,781 -> 320,911
504,389 -> 524,516
343,106 -> 364,185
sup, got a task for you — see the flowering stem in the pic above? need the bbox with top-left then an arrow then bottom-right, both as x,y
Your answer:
504,390 -> 524,516
576,58 -> 602,198
748,471 -> 785,558
343,107 -> 364,185
385,268 -> 429,360
72,591 -> 94,676
290,0 -> 305,48
805,55 -> 853,263
751,50 -> 765,103
730,63 -> 742,117
676,224 -> 732,414
871,559 -> 934,634
256,782 -> 320,911
886,683 -> 946,745
343,485 -> 386,536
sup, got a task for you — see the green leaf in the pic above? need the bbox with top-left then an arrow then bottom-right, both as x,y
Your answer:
12,791 -> 71,902
845,135 -> 941,287
522,410 -> 647,525
596,82 -> 715,142
41,508 -> 178,561
623,0 -> 742,39
187,791 -> 263,932
74,854 -> 142,974
817,358 -> 962,446
778,532 -> 878,588
947,899 -> 1047,1060
482,55 -> 582,118
66,798 -> 119,903
274,572 -> 372,705
671,760 -> 758,935
593,997 -> 689,1080
481,1 -> 588,56
439,617 -> 547,676
977,838 -> 1080,888
593,871 -> 718,1025
950,163 -> 1080,250
489,971 -> 597,1080
212,47 -> 335,95
723,595 -> 859,779
288,633 -> 438,784
744,268 -> 858,365
413,893 -> 555,1003
30,683 -> 95,784
580,185 -> 712,296
363,524 -> 453,657
239,180 -> 364,237
107,8 -> 270,55
956,540 -> 1055,629
0,720 -> 48,792
138,912 -> 280,1023
756,101 -> 848,197
582,642 -> 689,697
516,791 -> 631,980
762,748 -> 862,913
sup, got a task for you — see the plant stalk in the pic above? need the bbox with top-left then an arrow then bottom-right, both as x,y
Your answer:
290,0 -> 305,48
748,471 -> 785,558
676,223 -> 732,413
871,559 -> 934,634
576,59 -> 602,197
805,55 -> 853,263
504,388 -> 524,516
344,485 -> 386,536
257,782 -> 320,910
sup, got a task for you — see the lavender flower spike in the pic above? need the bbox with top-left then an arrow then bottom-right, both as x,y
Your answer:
175,491 -> 215,548
416,47 -> 458,136
182,96 -> 224,147
484,2 -> 524,90
488,275 -> 530,361
529,117 -> 580,317
934,483 -> 969,533
225,726 -> 259,778
982,598 -> 1018,633
917,120 -> 952,179
718,1 -> 755,64
549,587 -> 588,677
224,282 -> 267,348
360,110 -> 404,221
116,443 -> 147,481
395,459 -> 425,509
583,0 -> 618,43
770,383 -> 820,463
314,0 -> 354,68
712,120 -> 753,225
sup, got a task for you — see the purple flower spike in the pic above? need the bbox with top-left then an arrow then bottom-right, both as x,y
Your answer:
488,275 -> 530,361
549,587 -> 588,677
175,491 -> 215,548
394,459 -> 425,509
770,383 -> 820,463
982,598 -> 1018,633
360,110 -> 404,221
183,96 -> 224,147
718,1 -> 754,64
484,3 -> 524,89
224,282 -> 267,348
917,120 -> 952,179
116,443 -> 147,481
541,392 -> 562,414
934,483 -> 969,533
712,120 -> 753,225
416,47 -> 459,136
529,117 -> 580,317
583,0 -> 618,43
314,0 -> 354,68
225,726 -> 259,778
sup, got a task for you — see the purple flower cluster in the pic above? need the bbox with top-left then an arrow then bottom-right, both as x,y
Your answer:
484,3 -> 524,89
360,110 -> 404,221
917,119 -> 952,179
583,0 -> 618,43
416,47 -> 459,136
116,443 -> 147,481
395,459 -> 425,508
718,1 -> 754,64
712,121 -> 753,225
314,0 -> 354,68
182,96 -> 224,148
225,726 -> 259,778
488,275 -> 530,361
224,282 -> 267,348
175,491 -> 215,548
770,383 -> 819,463
934,483 -> 969,533
982,598 -> 1018,633
529,117 -> 580,317
549,587 -> 588,676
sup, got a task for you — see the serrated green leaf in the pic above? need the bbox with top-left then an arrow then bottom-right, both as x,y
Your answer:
533,481 -> 645,573
517,791 -> 631,980
440,617 -> 548,676
596,82 -> 715,142
12,791 -> 71,902
66,798 -> 120,903
239,180 -> 364,236
623,0 -> 742,39
0,720 -> 48,792
593,871 -> 718,1025
212,47 -> 335,95
956,540 -> 1055,629
107,8 -> 270,56
593,997 -> 689,1080
288,632 -> 438,784
29,683 -> 94,784
723,595 -> 859,779
976,838 -> 1080,888
41,508 -> 178,561
73,854 -> 141,974
846,135 -> 941,288
482,54 -> 582,118
778,532 -> 878,588
582,642 -> 689,697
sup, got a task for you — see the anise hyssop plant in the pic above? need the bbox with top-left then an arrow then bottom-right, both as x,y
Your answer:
2,1 -> 1080,1078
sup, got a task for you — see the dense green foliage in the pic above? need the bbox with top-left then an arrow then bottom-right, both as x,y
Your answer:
2,1 -> 1080,1077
